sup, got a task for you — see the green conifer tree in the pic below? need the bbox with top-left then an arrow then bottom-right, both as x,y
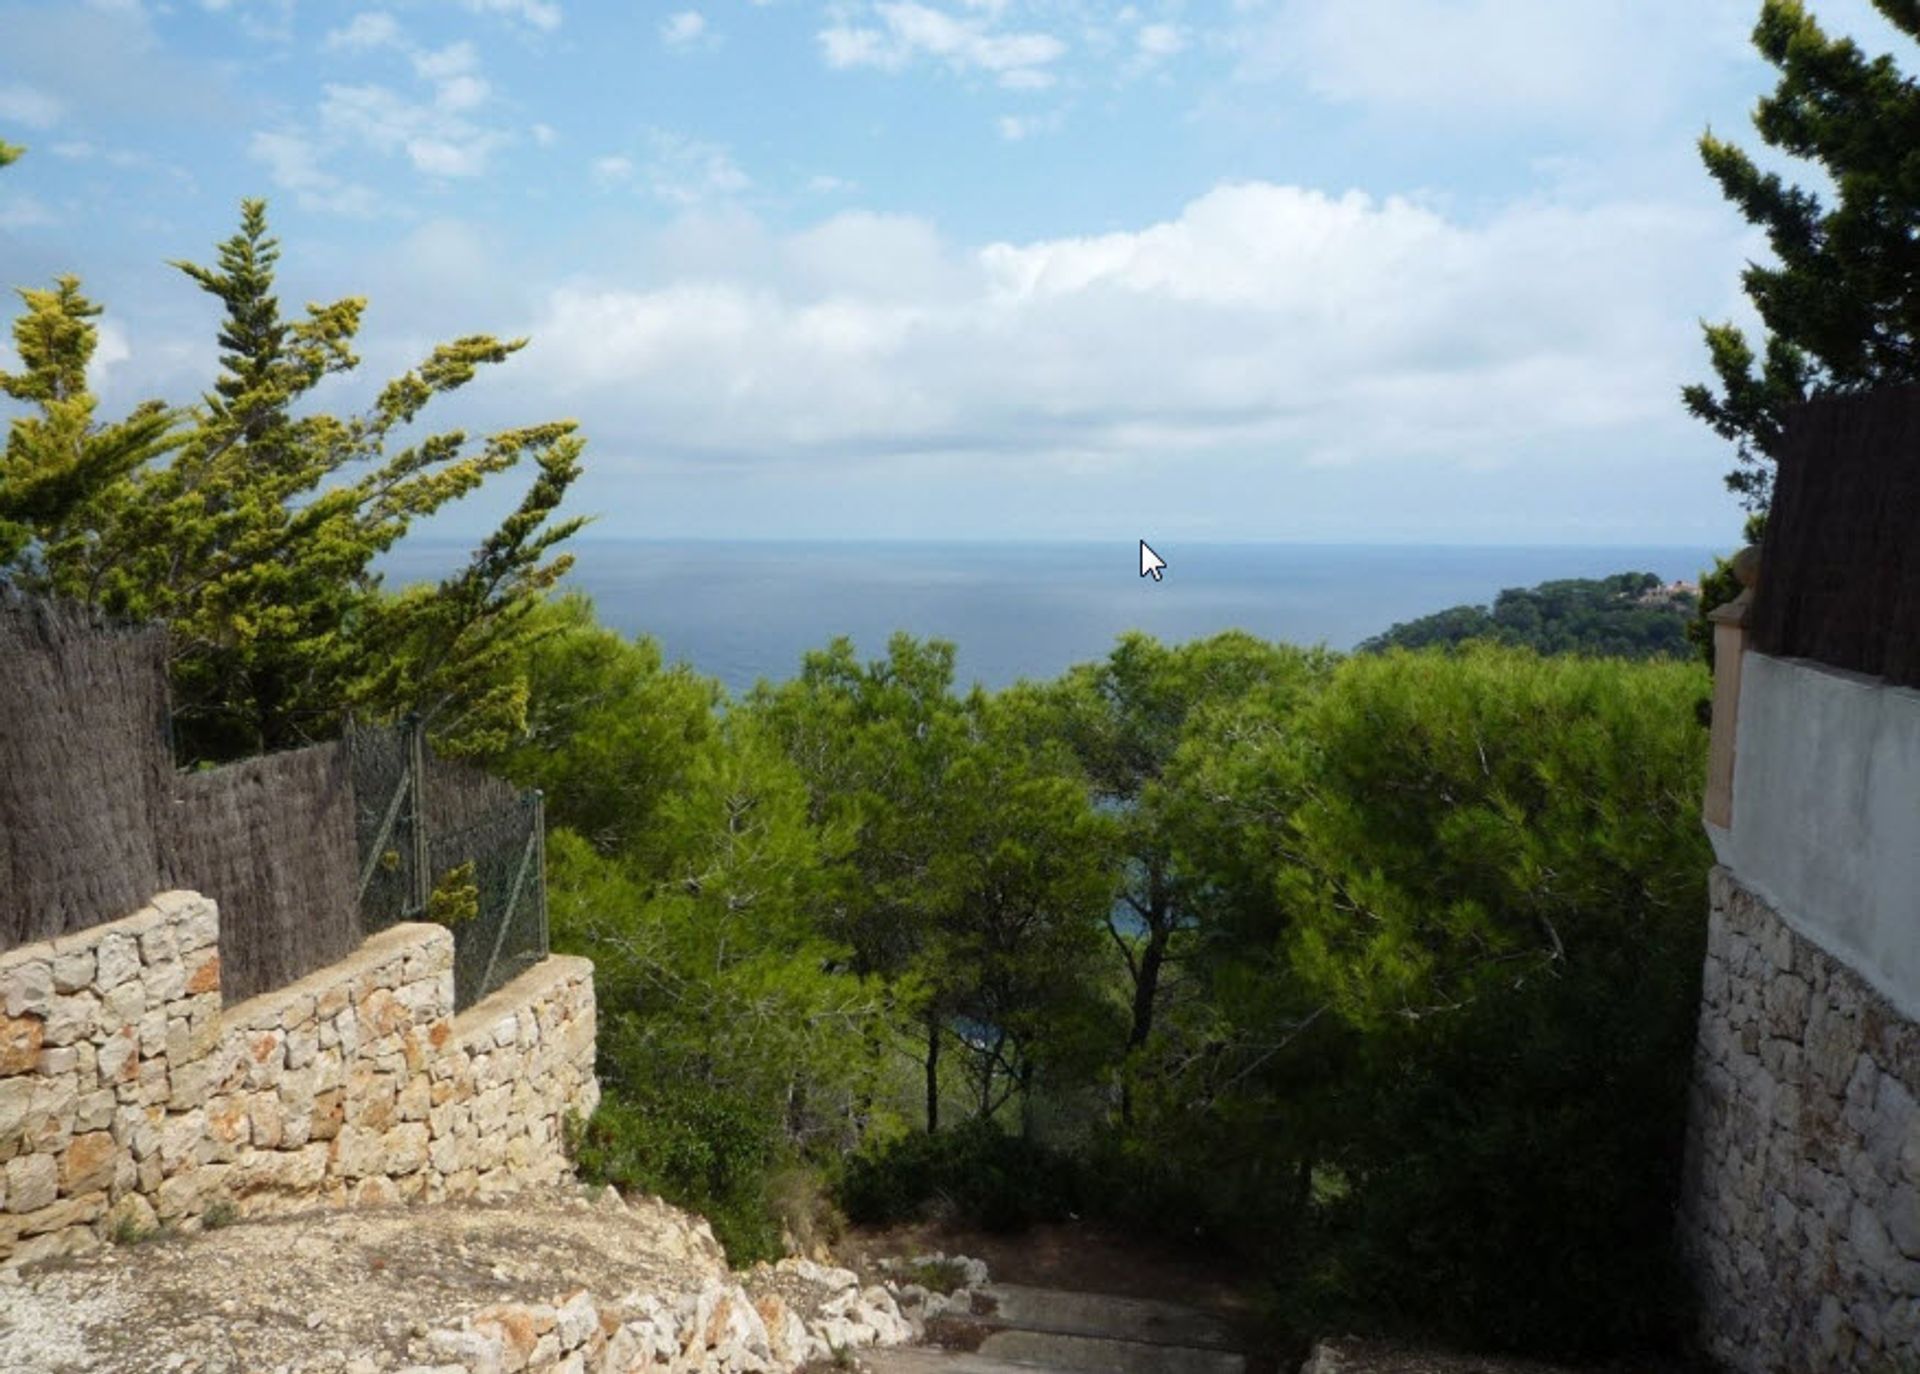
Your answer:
2,199 -> 585,760
1686,0 -> 1920,511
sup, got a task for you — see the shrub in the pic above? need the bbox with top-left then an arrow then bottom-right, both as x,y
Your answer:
836,1118 -> 1080,1232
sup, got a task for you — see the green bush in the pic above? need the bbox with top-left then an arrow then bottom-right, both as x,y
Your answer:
836,1119 -> 1081,1232
569,1088 -> 786,1263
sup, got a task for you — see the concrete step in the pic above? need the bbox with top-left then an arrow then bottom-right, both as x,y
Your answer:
864,1348 -> 1076,1374
978,1284 -> 1244,1352
866,1281 -> 1250,1374
866,1335 -> 1248,1374
978,1328 -> 1247,1374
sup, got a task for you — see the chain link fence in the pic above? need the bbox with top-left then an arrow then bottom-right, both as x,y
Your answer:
349,719 -> 548,1010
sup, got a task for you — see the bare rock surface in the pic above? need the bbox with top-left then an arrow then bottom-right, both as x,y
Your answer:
0,1184 -> 950,1374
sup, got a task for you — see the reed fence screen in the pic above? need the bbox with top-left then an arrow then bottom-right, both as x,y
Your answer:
1752,384 -> 1920,688
2,594 -> 547,1009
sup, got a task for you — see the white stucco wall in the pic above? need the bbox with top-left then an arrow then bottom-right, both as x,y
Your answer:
1711,650 -> 1920,1021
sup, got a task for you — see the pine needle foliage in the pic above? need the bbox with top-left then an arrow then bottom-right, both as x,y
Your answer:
0,199 -> 585,761
1687,0 -> 1920,510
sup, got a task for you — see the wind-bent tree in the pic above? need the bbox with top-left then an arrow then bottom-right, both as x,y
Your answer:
0,199 -> 584,760
1686,0 -> 1920,511
0,279 -> 182,575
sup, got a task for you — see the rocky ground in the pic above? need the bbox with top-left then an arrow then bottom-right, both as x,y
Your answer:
0,1185 -> 982,1374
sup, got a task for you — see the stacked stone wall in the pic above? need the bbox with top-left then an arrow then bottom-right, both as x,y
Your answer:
0,891 -> 597,1266
1679,866 -> 1920,1371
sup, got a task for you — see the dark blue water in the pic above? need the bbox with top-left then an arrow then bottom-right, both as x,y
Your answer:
377,540 -> 1722,696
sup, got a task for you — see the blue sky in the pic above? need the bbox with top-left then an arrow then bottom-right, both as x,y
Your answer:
1,0 -> 1914,545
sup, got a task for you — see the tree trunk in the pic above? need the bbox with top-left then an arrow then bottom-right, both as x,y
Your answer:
1119,915 -> 1171,1126
924,1014 -> 941,1134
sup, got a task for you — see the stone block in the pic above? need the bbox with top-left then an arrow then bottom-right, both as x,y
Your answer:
40,994 -> 94,1051
184,951 -> 220,997
153,1163 -> 228,1221
177,902 -> 218,954
93,934 -> 140,993
60,1131 -> 116,1195
1888,1183 -> 1920,1262
136,1007 -> 167,1058
310,1088 -> 345,1142
138,923 -> 178,968
381,1122 -> 430,1176
18,1189 -> 105,1237
159,1108 -> 206,1172
5,1152 -> 57,1213
0,960 -> 54,1020
0,1015 -> 42,1075
251,1093 -> 284,1150
34,1046 -> 75,1077
97,979 -> 145,1035
96,1028 -> 138,1086
50,950 -> 95,995
145,958 -> 185,1005
74,1088 -> 115,1134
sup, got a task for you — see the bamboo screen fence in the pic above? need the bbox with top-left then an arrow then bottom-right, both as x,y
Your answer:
2,594 -> 547,1008
1751,384 -> 1920,688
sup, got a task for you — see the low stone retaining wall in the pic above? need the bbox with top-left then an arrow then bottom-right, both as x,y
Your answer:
0,892 -> 597,1265
1678,866 -> 1920,1371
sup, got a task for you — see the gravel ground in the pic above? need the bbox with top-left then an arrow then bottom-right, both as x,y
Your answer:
0,1184 -> 728,1374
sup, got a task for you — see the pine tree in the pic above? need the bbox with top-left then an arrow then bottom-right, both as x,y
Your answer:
0,279 -> 181,575
0,142 -> 23,168
1685,0 -> 1920,511
2,199 -> 585,760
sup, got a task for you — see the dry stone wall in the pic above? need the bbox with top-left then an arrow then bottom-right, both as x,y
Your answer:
0,891 -> 597,1266
1679,866 -> 1920,1371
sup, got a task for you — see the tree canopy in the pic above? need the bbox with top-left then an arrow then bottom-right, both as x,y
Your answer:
1686,0 -> 1920,510
1359,572 -> 1694,658
0,199 -> 584,761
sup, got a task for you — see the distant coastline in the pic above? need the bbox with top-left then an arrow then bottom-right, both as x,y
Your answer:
377,539 -> 1725,695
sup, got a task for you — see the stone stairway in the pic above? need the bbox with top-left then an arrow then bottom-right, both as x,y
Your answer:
868,1281 -> 1249,1374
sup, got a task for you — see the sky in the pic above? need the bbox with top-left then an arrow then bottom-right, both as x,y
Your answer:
0,0 -> 1914,546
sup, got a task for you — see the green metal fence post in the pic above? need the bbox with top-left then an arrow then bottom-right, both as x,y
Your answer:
408,715 -> 430,918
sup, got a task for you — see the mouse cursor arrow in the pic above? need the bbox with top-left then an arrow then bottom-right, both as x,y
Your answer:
1139,540 -> 1167,582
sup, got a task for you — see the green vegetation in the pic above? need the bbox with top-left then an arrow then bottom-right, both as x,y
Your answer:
0,200 -> 582,764
1686,0 -> 1920,512
5,193 -> 1729,1363
1359,571 -> 1694,658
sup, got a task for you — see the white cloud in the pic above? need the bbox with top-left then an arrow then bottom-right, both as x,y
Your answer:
324,11 -> 401,50
1236,0 -> 1754,126
531,122 -> 557,146
0,84 -> 65,129
457,0 -> 561,31
592,154 -> 635,185
413,41 -> 480,82
820,2 -> 1066,88
661,10 -> 708,47
501,181 -> 1741,481
247,129 -> 378,216
84,319 -> 130,391
1135,22 -> 1185,57
996,111 -> 1060,140
0,192 -> 57,230
642,130 -> 749,205
317,44 -> 506,181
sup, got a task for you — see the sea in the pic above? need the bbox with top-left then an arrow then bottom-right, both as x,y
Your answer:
377,540 -> 1723,698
